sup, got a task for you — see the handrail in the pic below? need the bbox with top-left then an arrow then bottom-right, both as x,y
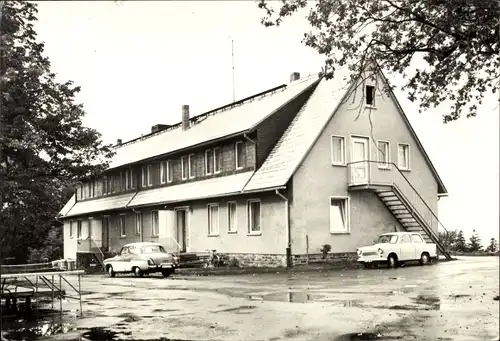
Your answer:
347,160 -> 450,256
168,237 -> 182,259
89,238 -> 105,269
348,160 -> 449,233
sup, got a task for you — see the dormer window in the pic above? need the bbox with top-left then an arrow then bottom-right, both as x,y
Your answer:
365,85 -> 375,107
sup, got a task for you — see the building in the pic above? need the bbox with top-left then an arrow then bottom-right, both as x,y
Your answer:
58,63 -> 451,268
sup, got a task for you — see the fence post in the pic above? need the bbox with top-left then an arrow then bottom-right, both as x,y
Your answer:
306,234 -> 309,265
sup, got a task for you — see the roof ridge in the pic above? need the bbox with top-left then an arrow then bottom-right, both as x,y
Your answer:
115,73 -> 322,150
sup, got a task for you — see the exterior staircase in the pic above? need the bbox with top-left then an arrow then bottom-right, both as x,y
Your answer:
348,161 -> 452,260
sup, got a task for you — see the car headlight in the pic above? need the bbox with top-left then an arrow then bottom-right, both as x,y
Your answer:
147,258 -> 155,266
356,249 -> 362,256
378,248 -> 383,255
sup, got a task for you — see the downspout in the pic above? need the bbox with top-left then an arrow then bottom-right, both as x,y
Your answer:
275,189 -> 291,268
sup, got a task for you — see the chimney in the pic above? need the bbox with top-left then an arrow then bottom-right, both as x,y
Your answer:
116,139 -> 122,145
290,72 -> 300,83
182,105 -> 190,130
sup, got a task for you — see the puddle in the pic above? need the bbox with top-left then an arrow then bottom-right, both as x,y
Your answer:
213,305 -> 256,313
81,327 -> 119,341
246,291 -> 359,307
334,333 -> 403,340
1,309 -> 75,341
411,294 -> 441,310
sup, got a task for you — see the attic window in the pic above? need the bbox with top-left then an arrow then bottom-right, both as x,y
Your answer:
365,85 -> 375,106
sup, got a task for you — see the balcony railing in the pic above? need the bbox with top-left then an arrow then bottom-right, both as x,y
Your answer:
347,160 -> 449,249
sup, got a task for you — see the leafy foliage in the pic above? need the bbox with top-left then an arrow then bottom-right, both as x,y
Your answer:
0,1 -> 114,263
454,230 -> 468,252
258,0 -> 500,122
467,230 -> 483,252
485,238 -> 498,253
320,244 -> 332,259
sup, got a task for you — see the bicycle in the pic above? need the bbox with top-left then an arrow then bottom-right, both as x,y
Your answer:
204,249 -> 222,268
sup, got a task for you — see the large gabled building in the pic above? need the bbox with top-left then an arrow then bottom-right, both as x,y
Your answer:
58,64 -> 451,268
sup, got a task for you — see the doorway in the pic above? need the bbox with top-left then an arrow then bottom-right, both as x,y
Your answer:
351,136 -> 370,184
175,209 -> 189,253
102,217 -> 110,252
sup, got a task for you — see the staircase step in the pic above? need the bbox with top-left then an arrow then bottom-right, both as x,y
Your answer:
393,209 -> 410,215
395,214 -> 413,219
380,195 -> 399,201
400,218 -> 417,223
377,191 -> 395,197
387,204 -> 406,210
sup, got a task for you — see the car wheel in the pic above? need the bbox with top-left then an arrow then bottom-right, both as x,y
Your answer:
419,253 -> 430,266
161,270 -> 173,278
107,266 -> 116,278
133,267 -> 144,277
363,263 -> 372,269
387,254 -> 398,268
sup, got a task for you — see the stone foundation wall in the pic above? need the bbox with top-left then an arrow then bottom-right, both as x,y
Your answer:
220,253 -> 287,268
293,252 -> 357,266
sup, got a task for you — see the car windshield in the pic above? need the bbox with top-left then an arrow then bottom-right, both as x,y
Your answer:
140,245 -> 167,254
378,235 -> 399,244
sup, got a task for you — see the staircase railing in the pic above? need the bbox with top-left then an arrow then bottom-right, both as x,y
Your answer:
347,160 -> 451,258
89,238 -> 105,270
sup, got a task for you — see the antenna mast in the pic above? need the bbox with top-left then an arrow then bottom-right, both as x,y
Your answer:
230,37 -> 235,103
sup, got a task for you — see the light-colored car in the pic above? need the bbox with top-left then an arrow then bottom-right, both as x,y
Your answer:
103,242 -> 179,278
356,232 -> 437,268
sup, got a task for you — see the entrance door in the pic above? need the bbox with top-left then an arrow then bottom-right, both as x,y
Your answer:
176,210 -> 188,253
351,136 -> 370,184
102,217 -> 109,252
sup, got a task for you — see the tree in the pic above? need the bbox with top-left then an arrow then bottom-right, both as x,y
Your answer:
455,230 -> 467,252
485,238 -> 498,253
467,230 -> 483,252
0,1 -> 114,263
258,0 -> 499,123
439,229 -> 457,251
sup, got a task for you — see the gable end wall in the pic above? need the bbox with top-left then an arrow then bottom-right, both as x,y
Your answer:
290,75 -> 440,255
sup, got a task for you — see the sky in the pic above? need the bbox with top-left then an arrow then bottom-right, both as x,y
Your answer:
33,1 -> 499,244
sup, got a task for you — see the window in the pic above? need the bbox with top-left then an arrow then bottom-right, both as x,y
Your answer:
79,184 -> 83,200
397,143 -> 410,170
400,235 -> 411,243
205,149 -> 214,175
141,166 -> 147,187
130,169 -> 135,189
160,161 -> 166,184
365,85 -> 375,106
166,160 -> 173,183
125,170 -> 130,190
135,213 -> 142,235
188,154 -> 196,179
377,141 -> 390,168
235,142 -> 244,169
147,164 -> 153,186
331,136 -> 346,165
181,156 -> 189,180
77,220 -> 82,238
103,177 -> 108,194
152,211 -> 159,236
87,182 -> 91,198
411,234 -> 424,244
92,180 -> 96,197
120,215 -> 126,237
227,202 -> 237,233
329,197 -> 349,233
120,172 -> 125,190
69,221 -> 74,238
214,148 -> 222,173
208,204 -> 219,235
247,200 -> 261,234
108,176 -> 113,193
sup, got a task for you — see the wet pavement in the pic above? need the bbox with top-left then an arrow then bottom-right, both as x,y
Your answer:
1,256 -> 498,341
